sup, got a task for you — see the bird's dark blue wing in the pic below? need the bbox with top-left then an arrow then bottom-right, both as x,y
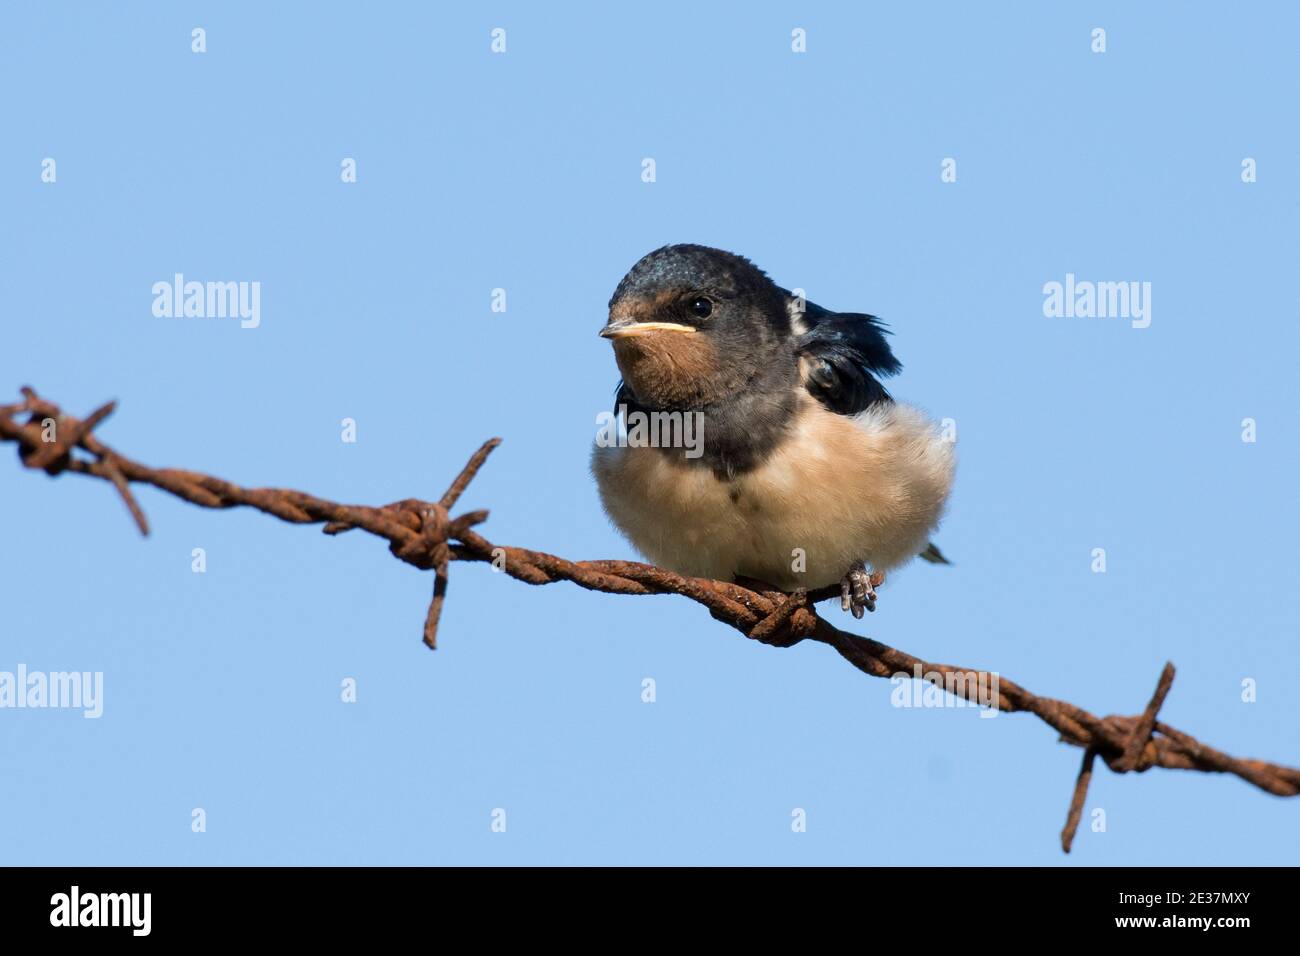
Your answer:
789,296 -> 901,415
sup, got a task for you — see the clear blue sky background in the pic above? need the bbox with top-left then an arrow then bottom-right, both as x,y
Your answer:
2,2 -> 1296,865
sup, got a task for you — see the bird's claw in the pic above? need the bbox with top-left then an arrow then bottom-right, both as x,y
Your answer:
840,561 -> 879,619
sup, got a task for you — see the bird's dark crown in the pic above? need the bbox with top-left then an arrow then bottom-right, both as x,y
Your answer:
609,244 -> 778,309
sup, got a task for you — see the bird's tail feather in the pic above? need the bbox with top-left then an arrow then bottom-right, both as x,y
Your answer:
919,542 -> 951,565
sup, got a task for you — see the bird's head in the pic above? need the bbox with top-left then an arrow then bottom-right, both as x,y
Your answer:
600,244 -> 792,409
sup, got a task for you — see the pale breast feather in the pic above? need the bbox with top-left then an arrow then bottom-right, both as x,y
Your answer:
591,398 -> 955,590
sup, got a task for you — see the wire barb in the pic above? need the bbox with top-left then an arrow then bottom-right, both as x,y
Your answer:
1061,748 -> 1099,853
3,387 -> 1297,851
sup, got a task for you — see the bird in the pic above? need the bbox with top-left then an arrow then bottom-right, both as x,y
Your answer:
591,244 -> 954,620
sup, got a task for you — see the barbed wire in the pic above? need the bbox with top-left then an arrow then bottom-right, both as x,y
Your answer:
3,386 -> 1296,853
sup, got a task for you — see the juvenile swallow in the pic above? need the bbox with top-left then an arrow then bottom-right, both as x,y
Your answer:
591,244 -> 954,618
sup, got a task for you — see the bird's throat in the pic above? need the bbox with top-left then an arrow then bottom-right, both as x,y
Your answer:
617,348 -> 803,480
612,334 -> 732,408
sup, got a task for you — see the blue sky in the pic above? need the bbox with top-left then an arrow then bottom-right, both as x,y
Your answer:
1,2 -> 1296,865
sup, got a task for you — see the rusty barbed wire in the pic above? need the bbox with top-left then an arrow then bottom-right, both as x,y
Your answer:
2,386 -> 1297,852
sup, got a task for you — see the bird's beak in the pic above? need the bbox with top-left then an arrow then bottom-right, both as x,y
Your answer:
599,320 -> 698,340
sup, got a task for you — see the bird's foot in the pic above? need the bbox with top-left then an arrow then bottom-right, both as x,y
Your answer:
840,561 -> 884,619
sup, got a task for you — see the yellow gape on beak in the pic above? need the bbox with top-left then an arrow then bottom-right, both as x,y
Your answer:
599,320 -> 698,340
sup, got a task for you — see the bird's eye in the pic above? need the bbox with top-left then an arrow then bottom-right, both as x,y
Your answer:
689,297 -> 713,318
